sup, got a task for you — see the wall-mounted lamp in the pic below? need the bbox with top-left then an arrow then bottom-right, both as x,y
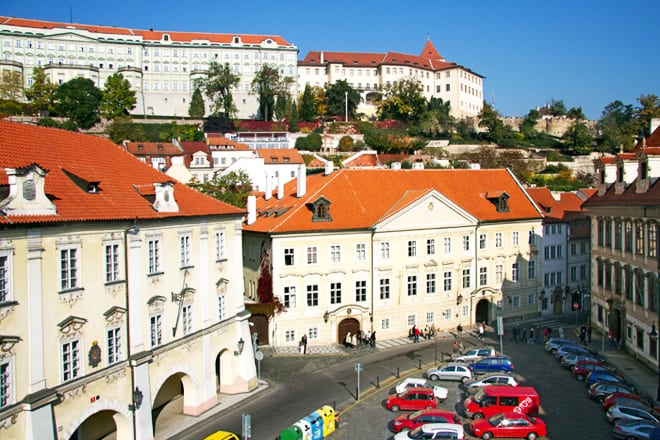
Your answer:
650,324 -> 658,338
128,387 -> 143,411
456,294 -> 464,306
234,337 -> 245,356
323,310 -> 330,323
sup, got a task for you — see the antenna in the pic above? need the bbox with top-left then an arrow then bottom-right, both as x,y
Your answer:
69,2 -> 73,23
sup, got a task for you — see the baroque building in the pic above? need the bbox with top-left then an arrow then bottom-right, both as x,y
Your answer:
0,121 -> 256,439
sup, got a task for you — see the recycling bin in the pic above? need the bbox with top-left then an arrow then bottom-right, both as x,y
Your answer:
279,425 -> 302,440
314,405 -> 336,437
294,419 -> 312,440
303,413 -> 323,440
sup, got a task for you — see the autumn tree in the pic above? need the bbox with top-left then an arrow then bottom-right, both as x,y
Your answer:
635,94 -> 660,136
0,70 -> 23,101
99,73 -> 137,120
377,78 -> 427,123
196,61 -> 240,117
251,64 -> 294,121
24,67 -> 56,114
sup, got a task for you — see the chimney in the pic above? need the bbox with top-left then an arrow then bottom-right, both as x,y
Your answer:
296,164 -> 306,198
277,173 -> 284,200
264,170 -> 271,200
324,160 -> 333,175
320,51 -> 324,64
247,195 -> 256,225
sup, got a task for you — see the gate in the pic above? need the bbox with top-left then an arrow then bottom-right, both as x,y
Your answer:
337,318 -> 360,346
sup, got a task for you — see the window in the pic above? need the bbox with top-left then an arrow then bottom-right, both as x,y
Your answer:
615,221 -> 622,250
512,231 -> 519,246
59,247 -> 79,291
283,286 -> 296,308
0,253 -> 10,302
330,282 -> 342,304
355,280 -> 367,302
381,318 -> 390,330
285,330 -> 296,342
443,308 -> 452,320
528,230 -> 536,245
284,248 -> 294,266
528,261 -> 536,280
355,243 -> 366,261
636,223 -> 645,256
105,243 -> 120,283
0,360 -> 10,408
443,271 -> 452,291
215,230 -> 226,261
330,245 -> 341,263
148,238 -> 161,274
306,285 -> 319,306
408,240 -> 417,257
380,242 -> 390,260
107,327 -> 122,364
511,263 -> 519,282
182,304 -> 192,335
407,315 -> 416,326
462,235 -> 471,251
307,246 -> 318,264
495,233 -> 503,248
307,327 -> 318,340
462,269 -> 471,288
495,265 -> 503,283
528,294 -> 535,305
443,237 -> 451,254
512,296 -> 520,308
62,340 -> 80,381
150,314 -> 162,347
570,266 -> 577,282
426,312 -> 435,324
625,222 -> 633,252
179,234 -> 192,267
407,275 -> 417,296
426,239 -> 435,255
479,267 -> 488,286
380,278 -> 390,299
479,233 -> 487,249
426,273 -> 436,294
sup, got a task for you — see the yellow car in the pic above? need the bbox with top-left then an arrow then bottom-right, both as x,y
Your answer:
203,431 -> 239,440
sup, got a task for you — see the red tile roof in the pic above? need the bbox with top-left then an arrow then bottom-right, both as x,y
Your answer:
584,177 -> 660,207
0,121 -> 243,224
179,141 -> 209,154
256,149 -> 304,164
124,141 -> 183,156
0,16 -> 293,46
525,187 -> 585,221
244,169 -> 542,234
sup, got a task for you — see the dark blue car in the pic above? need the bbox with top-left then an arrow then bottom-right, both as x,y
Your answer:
469,356 -> 514,374
586,370 -> 636,392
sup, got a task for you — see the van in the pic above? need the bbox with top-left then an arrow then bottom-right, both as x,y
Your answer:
463,385 -> 539,419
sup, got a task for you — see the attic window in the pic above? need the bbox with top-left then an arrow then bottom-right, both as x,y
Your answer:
233,36 -> 240,44
283,157 -> 290,163
485,191 -> 510,213
163,34 -> 170,41
311,197 -> 332,222
137,144 -> 144,150
157,144 -> 164,151
271,157 -> 279,163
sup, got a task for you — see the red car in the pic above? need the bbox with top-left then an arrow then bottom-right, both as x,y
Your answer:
391,408 -> 460,433
572,360 -> 613,381
469,412 -> 547,440
602,392 -> 643,410
385,387 -> 439,412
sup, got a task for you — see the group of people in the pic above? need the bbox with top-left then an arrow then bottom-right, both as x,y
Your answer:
409,324 -> 436,343
344,330 -> 376,348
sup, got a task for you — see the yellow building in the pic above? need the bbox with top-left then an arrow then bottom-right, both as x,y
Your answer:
0,121 -> 256,439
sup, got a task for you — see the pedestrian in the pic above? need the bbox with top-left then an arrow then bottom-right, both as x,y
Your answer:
301,334 -> 308,354
351,333 -> 357,348
511,325 -> 519,342
558,327 -> 565,338
457,323 -> 463,338
579,326 -> 586,344
345,332 -> 353,348
453,340 -> 459,354
528,327 -> 535,344
370,331 -> 376,348
543,327 -> 550,343
478,322 -> 485,340
608,329 -> 617,348
521,327 -> 527,342
414,326 -> 421,343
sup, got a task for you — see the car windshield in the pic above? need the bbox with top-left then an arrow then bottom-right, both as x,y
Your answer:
407,426 -> 425,438
473,389 -> 487,403
487,413 -> 505,426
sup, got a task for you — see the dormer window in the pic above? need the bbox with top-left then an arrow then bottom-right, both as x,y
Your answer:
311,197 -> 332,222
153,182 -> 179,213
485,191 -> 510,213
233,36 -> 241,44
162,34 -> 170,42
1,164 -> 57,216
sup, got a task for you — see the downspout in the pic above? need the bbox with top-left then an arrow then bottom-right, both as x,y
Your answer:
370,228 -> 375,333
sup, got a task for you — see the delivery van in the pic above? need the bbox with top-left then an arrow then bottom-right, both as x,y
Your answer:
463,385 -> 539,419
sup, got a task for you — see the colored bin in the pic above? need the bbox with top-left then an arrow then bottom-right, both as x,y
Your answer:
314,405 -> 335,437
279,425 -> 302,440
294,419 -> 312,440
304,413 -> 323,440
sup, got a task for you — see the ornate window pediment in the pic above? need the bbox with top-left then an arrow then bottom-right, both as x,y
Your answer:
58,315 -> 88,336
103,305 -> 126,325
311,197 -> 332,222
1,164 -> 57,216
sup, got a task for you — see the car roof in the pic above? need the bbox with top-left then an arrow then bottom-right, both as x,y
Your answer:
443,362 -> 470,367
420,423 -> 464,433
481,386 -> 538,396
404,387 -> 434,393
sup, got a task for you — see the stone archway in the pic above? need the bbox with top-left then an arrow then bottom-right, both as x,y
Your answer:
151,371 -> 197,436
475,299 -> 490,325
248,313 -> 269,346
338,318 -> 360,346
68,409 -> 130,440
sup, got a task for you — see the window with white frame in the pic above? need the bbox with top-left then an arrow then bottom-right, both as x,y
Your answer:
443,308 -> 452,320
380,242 -> 390,259
62,339 -> 81,382
512,296 -> 520,308
182,304 -> 192,335
462,305 -> 469,317
408,240 -> 417,257
462,235 -> 471,251
59,246 -> 80,291
148,237 -> 161,274
380,278 -> 390,299
150,314 -> 162,347
512,231 -> 519,246
511,263 -> 520,282
179,233 -> 192,268
528,261 -> 536,280
0,359 -> 11,408
443,237 -> 451,254
307,246 -> 318,264
479,233 -> 487,249
407,315 -> 416,326
283,286 -> 296,308
107,327 -> 122,364
528,294 -> 535,305
284,248 -> 294,266
104,242 -> 120,283
462,269 -> 471,288
285,330 -> 296,342
215,230 -> 226,261
529,230 -> 536,245
381,318 -> 390,330
355,280 -> 367,302
495,265 -> 503,283
479,267 -> 488,286
443,271 -> 452,291
407,275 -> 417,296
330,245 -> 341,263
426,312 -> 435,323
217,295 -> 226,321
355,243 -> 366,261
426,273 -> 436,294
495,232 -> 503,248
306,284 -> 319,306
0,251 -> 11,302
427,239 -> 435,255
330,282 -> 342,304
308,327 -> 318,340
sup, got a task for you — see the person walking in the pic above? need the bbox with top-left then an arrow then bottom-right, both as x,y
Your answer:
457,323 -> 463,339
301,334 -> 308,354
528,327 -> 535,344
345,332 -> 353,348
369,331 -> 376,348
414,326 -> 421,343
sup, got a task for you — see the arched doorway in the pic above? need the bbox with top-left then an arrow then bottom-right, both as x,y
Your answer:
69,409 -> 127,440
152,373 -> 186,435
338,318 -> 360,346
214,348 -> 231,393
610,309 -> 622,345
475,299 -> 490,325
248,314 -> 269,346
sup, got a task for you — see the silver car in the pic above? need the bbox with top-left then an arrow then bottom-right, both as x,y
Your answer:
464,374 -> 518,393
613,419 -> 660,440
607,402 -> 660,424
427,363 -> 473,383
453,347 -> 497,363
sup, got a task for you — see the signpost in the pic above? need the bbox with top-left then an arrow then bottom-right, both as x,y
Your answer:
242,413 -> 252,439
255,350 -> 264,382
497,316 -> 504,355
354,362 -> 363,400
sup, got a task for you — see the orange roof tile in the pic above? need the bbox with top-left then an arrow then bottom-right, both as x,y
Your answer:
526,187 -> 585,221
0,121 -> 243,225
256,149 -> 304,164
244,169 -> 542,234
124,141 -> 183,156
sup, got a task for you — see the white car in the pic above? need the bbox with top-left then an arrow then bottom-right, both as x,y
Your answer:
395,378 -> 449,400
453,347 -> 497,363
427,363 -> 473,383
393,422 -> 464,440
464,374 -> 518,393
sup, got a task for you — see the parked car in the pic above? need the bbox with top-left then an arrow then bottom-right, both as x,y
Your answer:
612,419 -> 660,440
395,378 -> 449,400
545,338 -> 577,353
469,356 -> 515,374
393,422 -> 465,440
463,386 -> 539,420
604,393 -> 654,411
573,360 -> 615,381
391,408 -> 461,433
586,370 -> 635,391
553,343 -> 592,359
588,381 -> 638,404
427,363 -> 473,382
454,347 -> 497,363
469,411 -> 547,440
203,431 -> 239,440
560,353 -> 604,370
607,401 -> 660,424
464,374 -> 519,394
386,387 -> 440,412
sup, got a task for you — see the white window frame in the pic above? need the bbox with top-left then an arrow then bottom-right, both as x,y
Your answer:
61,339 -> 81,382
283,286 -> 296,308
107,326 -> 122,364
462,235 -> 470,251
0,357 -> 13,408
330,245 -> 341,263
443,237 -> 451,254
380,278 -> 390,299
59,245 -> 81,291
355,280 -> 367,302
443,271 -> 452,292
407,275 -> 417,296
495,232 -> 503,248
147,236 -> 162,274
218,295 -> 226,321
380,242 -> 390,260
0,248 -> 12,302
284,248 -> 295,266
104,242 -> 121,283
330,282 -> 342,304
307,246 -> 318,264
427,239 -> 435,255
355,243 -> 366,261
407,240 -> 417,257
150,314 -> 163,347
215,230 -> 226,261
182,304 -> 193,335
512,231 -> 520,247
179,233 -> 192,268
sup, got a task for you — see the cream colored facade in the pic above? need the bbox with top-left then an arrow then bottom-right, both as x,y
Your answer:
243,191 -> 541,349
0,217 -> 256,439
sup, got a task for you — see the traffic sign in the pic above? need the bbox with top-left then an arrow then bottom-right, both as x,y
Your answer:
354,362 -> 363,372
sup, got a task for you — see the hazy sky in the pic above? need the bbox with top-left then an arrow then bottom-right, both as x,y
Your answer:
3,0 -> 659,120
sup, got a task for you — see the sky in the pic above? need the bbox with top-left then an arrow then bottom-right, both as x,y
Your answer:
3,0 -> 659,120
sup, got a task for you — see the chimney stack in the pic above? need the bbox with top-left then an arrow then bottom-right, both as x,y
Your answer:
324,160 -> 333,176
296,164 -> 306,198
277,173 -> 284,200
264,170 -> 271,200
247,195 -> 256,225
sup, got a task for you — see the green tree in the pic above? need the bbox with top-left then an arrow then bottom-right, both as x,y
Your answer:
188,87 -> 205,118
520,108 -> 539,138
53,77 -> 102,129
377,78 -> 427,123
635,94 -> 660,136
274,92 -> 292,121
307,132 -> 322,151
251,64 -> 294,121
99,73 -> 137,120
338,135 -> 354,152
325,80 -> 361,120
563,119 -> 593,155
312,86 -> 327,117
158,121 -> 203,142
596,100 -> 638,152
545,99 -> 567,116
294,135 -> 309,149
196,61 -> 240,117
567,106 -> 586,120
105,117 -> 147,143
188,170 -> 253,208
24,67 -> 56,114
478,103 -> 507,143
0,70 -> 23,101
289,101 -> 300,132
299,84 -> 317,122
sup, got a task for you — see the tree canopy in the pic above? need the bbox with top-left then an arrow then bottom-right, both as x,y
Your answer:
251,64 -> 294,121
299,84 -> 317,122
188,87 -> 205,118
195,61 -> 240,118
0,71 -> 23,101
24,67 -> 56,114
53,77 -> 102,129
187,170 -> 253,208
377,78 -> 427,124
325,80 -> 361,120
99,73 -> 137,120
